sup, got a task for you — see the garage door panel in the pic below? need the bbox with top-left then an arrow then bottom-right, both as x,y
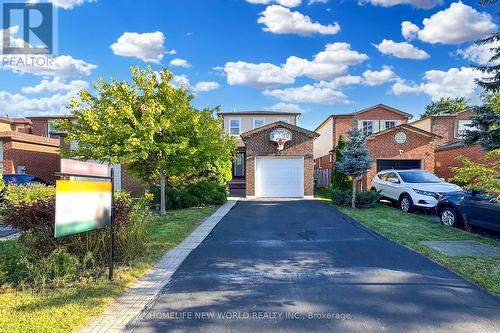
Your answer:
256,157 -> 303,198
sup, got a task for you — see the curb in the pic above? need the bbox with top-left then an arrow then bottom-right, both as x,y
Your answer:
79,200 -> 238,333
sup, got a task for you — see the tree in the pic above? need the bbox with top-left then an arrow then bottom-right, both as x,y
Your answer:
335,129 -> 373,208
331,136 -> 352,190
59,66 -> 236,215
421,97 -> 469,118
462,93 -> 500,151
475,0 -> 499,92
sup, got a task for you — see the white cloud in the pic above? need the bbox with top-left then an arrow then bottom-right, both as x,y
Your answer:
457,41 -> 500,65
170,75 -> 220,93
0,90 -> 75,117
265,102 -> 306,112
373,39 -> 429,60
5,55 -> 96,77
257,5 -> 340,36
401,21 -> 420,40
359,0 -> 442,8
169,58 -> 191,68
263,84 -> 349,104
391,66 -> 481,101
405,1 -> 497,45
246,0 -> 302,7
223,42 -> 368,87
308,0 -> 328,4
28,0 -> 94,10
362,66 -> 399,86
21,78 -> 88,94
111,32 -> 169,63
194,81 -> 220,92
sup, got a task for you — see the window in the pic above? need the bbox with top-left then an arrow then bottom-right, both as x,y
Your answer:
253,118 -> 265,129
229,119 -> 240,135
384,121 -> 396,129
362,121 -> 373,136
278,118 -> 289,124
457,120 -> 473,137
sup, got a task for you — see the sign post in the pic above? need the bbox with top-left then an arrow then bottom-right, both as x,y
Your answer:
54,159 -> 115,281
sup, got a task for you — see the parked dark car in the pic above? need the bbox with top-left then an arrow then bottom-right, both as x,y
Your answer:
436,190 -> 500,232
2,173 -> 49,186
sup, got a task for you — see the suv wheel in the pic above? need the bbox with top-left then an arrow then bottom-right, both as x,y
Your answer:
440,207 -> 461,228
399,195 -> 414,213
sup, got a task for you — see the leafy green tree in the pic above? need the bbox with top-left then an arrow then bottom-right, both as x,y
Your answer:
463,93 -> 500,151
331,136 -> 352,190
59,66 -> 236,215
421,97 -> 469,118
475,0 -> 499,92
335,129 -> 373,208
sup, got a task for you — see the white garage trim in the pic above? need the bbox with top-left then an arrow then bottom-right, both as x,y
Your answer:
255,156 -> 304,198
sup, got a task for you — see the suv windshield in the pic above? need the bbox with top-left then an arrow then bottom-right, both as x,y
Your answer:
398,171 -> 442,183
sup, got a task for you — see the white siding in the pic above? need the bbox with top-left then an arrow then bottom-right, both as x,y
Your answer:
313,118 -> 333,159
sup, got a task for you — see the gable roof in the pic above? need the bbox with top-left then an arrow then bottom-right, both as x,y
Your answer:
217,110 -> 301,117
366,123 -> 441,140
314,104 -> 413,132
240,121 -> 319,140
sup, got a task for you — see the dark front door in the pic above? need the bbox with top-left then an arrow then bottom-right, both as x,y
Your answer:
377,159 -> 421,172
233,152 -> 245,177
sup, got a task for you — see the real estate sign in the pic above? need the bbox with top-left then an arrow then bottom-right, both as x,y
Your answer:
55,180 -> 112,238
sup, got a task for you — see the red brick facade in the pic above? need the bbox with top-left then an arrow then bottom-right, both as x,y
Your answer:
435,144 -> 486,180
0,132 -> 60,183
242,122 -> 317,197
430,109 -> 474,145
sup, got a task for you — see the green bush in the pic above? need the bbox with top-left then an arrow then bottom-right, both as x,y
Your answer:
151,180 -> 227,209
2,183 -> 55,206
331,189 -> 380,209
1,185 -> 152,287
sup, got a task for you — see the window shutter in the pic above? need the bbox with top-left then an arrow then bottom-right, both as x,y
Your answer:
395,120 -> 401,126
380,120 -> 386,131
357,120 -> 363,130
373,120 -> 379,133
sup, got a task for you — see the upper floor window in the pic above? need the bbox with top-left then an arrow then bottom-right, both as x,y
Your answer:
278,118 -> 289,124
361,121 -> 373,136
253,118 -> 265,129
457,120 -> 474,137
384,121 -> 396,129
229,119 -> 240,135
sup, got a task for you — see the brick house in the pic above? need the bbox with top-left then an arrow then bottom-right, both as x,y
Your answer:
218,111 -> 318,198
0,117 -> 60,183
410,109 -> 486,180
314,104 -> 440,189
27,115 -> 147,196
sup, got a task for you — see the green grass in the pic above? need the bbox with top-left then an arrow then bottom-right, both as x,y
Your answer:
0,206 -> 218,333
316,187 -> 500,294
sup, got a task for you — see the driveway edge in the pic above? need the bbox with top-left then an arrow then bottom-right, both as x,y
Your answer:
79,200 -> 238,333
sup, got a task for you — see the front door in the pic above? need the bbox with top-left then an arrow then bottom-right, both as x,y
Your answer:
233,152 -> 245,177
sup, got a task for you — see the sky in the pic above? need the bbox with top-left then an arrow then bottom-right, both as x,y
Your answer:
0,0 -> 498,130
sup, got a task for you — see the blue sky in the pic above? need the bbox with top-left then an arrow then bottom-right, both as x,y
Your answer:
0,0 -> 498,130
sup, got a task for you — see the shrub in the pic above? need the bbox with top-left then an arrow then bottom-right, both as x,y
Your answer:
1,185 -> 151,286
151,180 -> 228,209
331,189 -> 380,209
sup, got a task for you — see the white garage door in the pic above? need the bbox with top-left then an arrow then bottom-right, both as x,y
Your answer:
255,157 -> 304,198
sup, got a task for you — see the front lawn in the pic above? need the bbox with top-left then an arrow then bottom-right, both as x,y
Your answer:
0,206 -> 218,333
316,188 -> 500,294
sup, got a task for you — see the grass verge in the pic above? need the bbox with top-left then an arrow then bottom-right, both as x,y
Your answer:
316,187 -> 500,294
0,206 -> 218,333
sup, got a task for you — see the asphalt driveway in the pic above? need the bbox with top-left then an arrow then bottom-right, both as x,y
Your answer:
132,200 -> 500,333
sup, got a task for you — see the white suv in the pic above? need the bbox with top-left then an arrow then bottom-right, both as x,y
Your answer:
370,169 -> 462,212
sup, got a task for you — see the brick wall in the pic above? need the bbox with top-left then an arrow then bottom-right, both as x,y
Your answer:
435,144 -> 486,180
244,125 -> 315,197
432,109 -> 473,145
365,128 -> 436,189
31,119 -> 48,137
3,140 -> 60,183
121,168 -> 147,197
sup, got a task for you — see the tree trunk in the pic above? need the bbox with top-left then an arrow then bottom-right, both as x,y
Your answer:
351,177 -> 356,208
160,167 -> 166,216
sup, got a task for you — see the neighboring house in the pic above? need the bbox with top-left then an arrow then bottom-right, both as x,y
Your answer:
0,117 -> 60,183
410,109 -> 486,180
314,104 -> 440,189
218,110 -> 318,198
27,115 -> 146,196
